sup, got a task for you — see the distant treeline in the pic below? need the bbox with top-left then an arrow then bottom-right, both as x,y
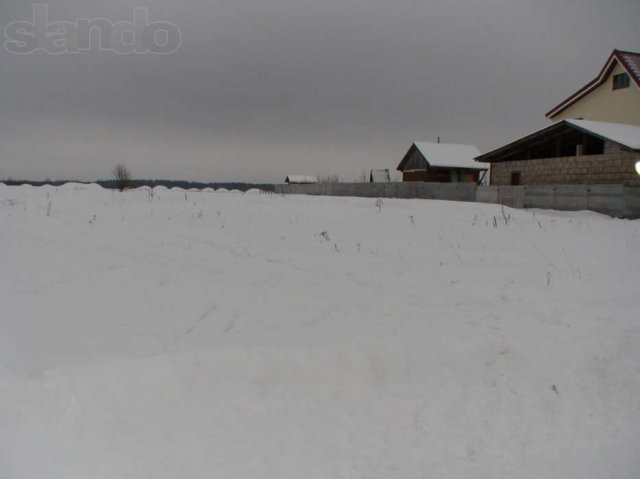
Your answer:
1,179 -> 276,192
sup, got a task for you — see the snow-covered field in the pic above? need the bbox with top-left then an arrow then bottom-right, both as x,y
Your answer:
1,183 -> 639,477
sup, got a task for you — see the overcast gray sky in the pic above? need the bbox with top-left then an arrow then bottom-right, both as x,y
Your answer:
1,0 -> 639,182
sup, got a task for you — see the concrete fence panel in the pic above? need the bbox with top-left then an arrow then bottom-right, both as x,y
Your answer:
496,186 -> 525,209
476,186 -> 500,204
275,182 -> 640,218
552,185 -> 590,211
588,185 -> 626,217
623,187 -> 640,219
524,186 -> 554,209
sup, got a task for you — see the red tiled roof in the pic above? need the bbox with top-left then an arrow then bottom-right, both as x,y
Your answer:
545,50 -> 640,119
618,50 -> 640,84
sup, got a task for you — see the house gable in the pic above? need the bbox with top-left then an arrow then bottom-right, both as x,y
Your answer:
397,144 -> 428,171
546,50 -> 640,125
397,142 -> 487,171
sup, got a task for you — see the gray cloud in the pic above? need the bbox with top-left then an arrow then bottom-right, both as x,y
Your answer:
1,0 -> 639,181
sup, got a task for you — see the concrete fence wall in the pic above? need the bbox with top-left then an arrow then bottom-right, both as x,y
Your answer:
274,182 -> 640,219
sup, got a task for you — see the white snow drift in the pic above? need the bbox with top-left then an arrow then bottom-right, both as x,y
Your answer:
0,183 -> 639,477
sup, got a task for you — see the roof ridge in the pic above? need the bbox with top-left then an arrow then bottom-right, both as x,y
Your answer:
614,49 -> 640,56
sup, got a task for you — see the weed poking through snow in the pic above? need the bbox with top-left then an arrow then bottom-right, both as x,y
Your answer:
501,205 -> 511,225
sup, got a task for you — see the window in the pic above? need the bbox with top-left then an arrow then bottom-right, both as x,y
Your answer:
613,73 -> 630,90
510,172 -> 521,186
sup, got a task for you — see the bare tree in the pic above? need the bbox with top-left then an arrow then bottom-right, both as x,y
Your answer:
359,169 -> 368,183
112,164 -> 132,191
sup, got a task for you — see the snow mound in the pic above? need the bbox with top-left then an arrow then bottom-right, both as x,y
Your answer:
58,182 -> 91,190
0,185 -> 638,477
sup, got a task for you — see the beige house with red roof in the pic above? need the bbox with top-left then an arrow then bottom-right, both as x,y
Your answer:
546,50 -> 640,125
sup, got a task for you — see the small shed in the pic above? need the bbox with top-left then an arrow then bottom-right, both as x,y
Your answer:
285,175 -> 318,184
370,169 -> 391,183
397,142 -> 488,184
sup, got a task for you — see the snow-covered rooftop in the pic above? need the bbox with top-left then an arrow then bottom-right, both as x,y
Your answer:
567,119 -> 640,150
476,119 -> 640,162
414,142 -> 488,170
